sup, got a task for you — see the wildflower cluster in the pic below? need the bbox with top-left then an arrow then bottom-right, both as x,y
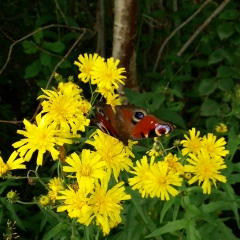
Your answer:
74,53 -> 126,108
1,53 -> 230,237
181,128 -> 229,194
130,128 -> 229,199
129,154 -> 183,201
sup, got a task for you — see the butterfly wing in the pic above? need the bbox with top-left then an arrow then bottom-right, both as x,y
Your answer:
95,103 -> 120,139
95,103 -> 174,142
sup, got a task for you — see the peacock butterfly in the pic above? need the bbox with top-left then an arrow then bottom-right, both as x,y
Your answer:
95,102 -> 174,145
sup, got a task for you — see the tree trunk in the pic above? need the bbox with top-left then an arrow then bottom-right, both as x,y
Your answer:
112,0 -> 139,99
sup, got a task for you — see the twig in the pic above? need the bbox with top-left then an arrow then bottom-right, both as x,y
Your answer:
30,29 -> 87,121
45,28 -> 87,89
153,0 -> 212,71
0,28 -> 88,124
54,0 -> 69,25
0,24 -> 86,74
177,0 -> 230,56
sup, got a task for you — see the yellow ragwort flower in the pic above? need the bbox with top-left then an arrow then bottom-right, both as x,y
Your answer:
12,114 -> 73,166
38,82 -> 90,134
63,150 -> 106,190
0,151 -> 25,177
129,155 -> 155,198
215,123 -> 228,133
48,177 -> 64,203
184,148 -> 227,194
106,93 -> 122,111
163,153 -> 184,174
57,186 -> 92,223
201,133 -> 229,158
88,177 -> 131,236
86,130 -> 133,181
181,128 -> 202,156
145,161 -> 183,200
74,53 -> 101,83
91,57 -> 126,93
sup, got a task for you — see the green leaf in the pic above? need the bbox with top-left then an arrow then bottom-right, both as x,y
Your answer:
217,221 -> 239,240
59,59 -> 71,68
225,108 -> 240,117
157,108 -> 186,129
127,187 -> 148,224
217,22 -> 234,40
222,183 -> 240,228
199,79 -> 217,95
216,66 -> 233,78
43,41 -> 65,53
218,78 -> 234,91
22,40 -> 38,54
160,197 -> 175,223
146,219 -> 188,238
39,207 -> 60,226
235,22 -> 240,33
208,49 -> 225,65
202,201 -> 230,213
225,127 -> 240,160
1,198 -> 26,231
200,99 -> 220,116
33,29 -> 43,44
24,60 -> 41,78
43,221 -> 69,240
40,52 -> 51,66
234,45 -> 240,56
230,34 -> 240,46
219,9 -> 240,20
186,219 -> 201,240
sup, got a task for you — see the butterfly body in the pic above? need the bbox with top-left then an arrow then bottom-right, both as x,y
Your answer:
95,103 -> 174,144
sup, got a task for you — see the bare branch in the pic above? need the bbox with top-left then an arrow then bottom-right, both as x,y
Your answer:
45,28 -> 87,90
54,0 -> 69,25
153,0 -> 212,72
0,24 -> 88,74
177,0 -> 230,57
0,28 -> 88,124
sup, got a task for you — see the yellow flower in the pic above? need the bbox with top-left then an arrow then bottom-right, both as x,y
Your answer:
181,128 -> 202,156
58,81 -> 83,95
48,177 -> 64,203
38,82 -> 90,134
86,130 -> 133,181
91,57 -> 126,92
106,94 -> 122,111
63,150 -> 106,190
129,155 -> 155,198
163,153 -> 184,174
74,53 -> 101,83
0,151 -> 25,177
146,161 -> 183,200
88,177 -> 131,236
215,123 -> 228,133
57,186 -> 93,224
12,114 -> 73,165
201,133 -> 229,158
125,140 -> 137,158
184,148 -> 227,194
